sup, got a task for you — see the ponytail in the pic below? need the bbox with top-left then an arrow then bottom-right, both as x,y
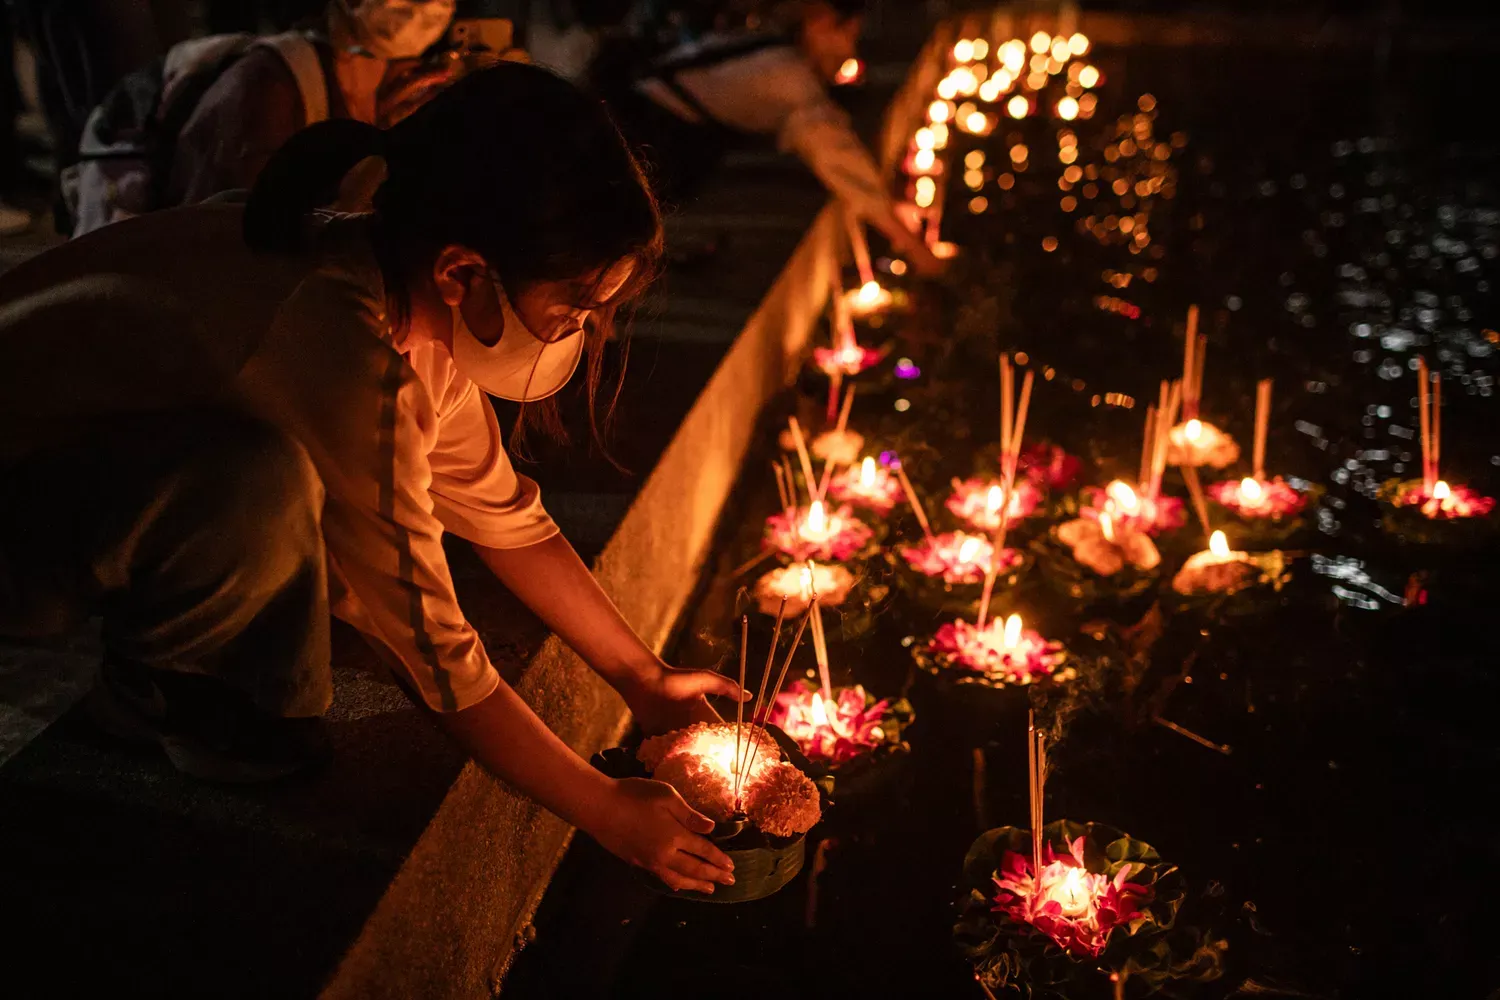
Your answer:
243,119 -> 386,253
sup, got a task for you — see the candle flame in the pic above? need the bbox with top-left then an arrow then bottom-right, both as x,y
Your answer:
858,280 -> 881,304
1240,477 -> 1263,504
1105,480 -> 1140,514
1185,418 -> 1202,442
809,692 -> 829,728
1099,512 -> 1115,542
1068,32 -> 1090,56
914,127 -> 936,151
1029,31 -> 1051,54
958,537 -> 983,564
913,147 -> 936,171
928,100 -> 952,124
986,485 -> 1005,514
806,500 -> 826,534
799,565 -> 814,600
860,456 -> 876,488
1052,866 -> 1089,914
1003,613 -> 1022,650
953,39 -> 974,62
1057,96 -> 1079,120
1433,480 -> 1451,501
1007,94 -> 1029,119
1078,64 -> 1100,88
965,111 -> 989,133
1209,530 -> 1230,558
835,58 -> 860,83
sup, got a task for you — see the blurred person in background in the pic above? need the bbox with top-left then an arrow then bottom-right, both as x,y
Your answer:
63,0 -> 459,235
604,0 -> 942,274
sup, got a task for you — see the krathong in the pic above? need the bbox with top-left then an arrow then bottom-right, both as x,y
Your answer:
917,614 -> 1074,687
1080,479 -> 1186,536
828,455 -> 903,514
637,721 -> 820,837
1055,511 -> 1160,577
1166,417 -> 1240,469
901,531 -> 1021,585
842,279 -> 895,320
1207,475 -> 1307,520
813,341 -> 883,377
990,835 -> 1150,958
1171,530 -> 1258,596
752,561 -> 855,617
946,477 -> 1042,532
765,679 -> 893,766
764,501 -> 874,563
810,428 -> 865,466
956,820 -> 1206,997
1386,479 -> 1495,520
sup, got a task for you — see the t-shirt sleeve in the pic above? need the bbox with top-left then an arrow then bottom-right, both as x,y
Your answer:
778,92 -> 894,223
167,48 -> 307,205
427,379 -> 560,550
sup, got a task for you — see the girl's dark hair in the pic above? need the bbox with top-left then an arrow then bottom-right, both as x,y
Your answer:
243,62 -> 664,454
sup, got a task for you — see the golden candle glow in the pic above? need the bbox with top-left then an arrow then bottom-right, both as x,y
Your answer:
915,127 -> 936,150
1068,32 -> 1090,56
1047,866 -> 1091,917
1001,40 -> 1026,73
953,39 -> 975,62
937,75 -> 959,101
972,39 -> 990,60
857,280 -> 882,305
1002,613 -> 1022,650
915,176 -> 936,208
965,110 -> 989,133
1185,418 -> 1203,443
1007,95 -> 1029,119
913,147 -> 936,171
929,100 -> 952,123
1078,65 -> 1100,88
1208,529 -> 1230,559
1433,480 -> 1451,502
801,500 -> 828,541
1029,31 -> 1051,54
1057,96 -> 1079,120
798,565 -> 814,600
958,536 -> 983,564
809,690 -> 830,727
860,456 -> 876,489
1049,37 -> 1070,62
986,485 -> 1005,514
1105,480 -> 1140,515
1240,477 -> 1264,506
1099,512 -> 1115,542
835,58 -> 861,84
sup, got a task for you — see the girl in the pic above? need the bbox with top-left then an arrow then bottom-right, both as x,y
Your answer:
0,63 -> 740,896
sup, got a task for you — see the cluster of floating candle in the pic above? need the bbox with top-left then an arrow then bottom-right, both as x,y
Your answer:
765,680 -> 892,766
922,614 -> 1070,686
1167,417 -> 1240,469
945,477 -> 1042,532
1391,479 -> 1495,520
1384,358 -> 1495,522
900,531 -> 1020,586
842,280 -> 894,320
812,342 -> 883,378
828,456 -> 903,514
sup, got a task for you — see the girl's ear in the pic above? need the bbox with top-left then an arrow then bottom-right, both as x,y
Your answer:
430,244 -> 489,307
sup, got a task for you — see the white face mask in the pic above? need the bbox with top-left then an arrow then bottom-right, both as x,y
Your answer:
449,279 -> 585,402
341,0 -> 455,59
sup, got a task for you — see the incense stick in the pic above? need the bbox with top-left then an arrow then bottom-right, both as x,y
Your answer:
845,206 -> 875,288
826,370 -> 842,424
835,384 -> 856,436
1417,357 -> 1432,491
1139,405 -> 1157,490
1182,307 -> 1198,419
1000,355 -> 1014,468
804,560 -> 833,700
1181,464 -> 1213,540
734,615 -> 747,803
1252,378 -> 1272,481
736,599 -> 787,802
1192,333 -> 1207,417
1008,370 -> 1034,480
788,418 -> 820,503
894,460 -> 935,542
1432,365 -> 1442,487
782,456 -> 798,506
772,462 -> 791,513
740,606 -> 815,792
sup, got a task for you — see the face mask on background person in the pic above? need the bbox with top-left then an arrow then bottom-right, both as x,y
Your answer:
337,0 -> 456,59
449,275 -> 585,402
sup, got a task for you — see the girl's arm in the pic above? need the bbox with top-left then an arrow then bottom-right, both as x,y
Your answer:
474,534 -> 746,733
436,676 -> 736,894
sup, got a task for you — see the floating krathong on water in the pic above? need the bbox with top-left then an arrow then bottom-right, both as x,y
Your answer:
752,561 -> 855,617
1171,530 -> 1258,596
813,342 -> 883,377
1388,479 -> 1495,520
1166,417 -> 1240,469
841,280 -> 895,320
828,456 -> 903,514
1081,479 -> 1186,536
1207,475 -> 1307,520
1055,510 -> 1161,577
764,501 -> 875,563
901,531 -> 1021,585
945,477 -> 1041,532
765,679 -> 892,766
919,614 -> 1073,687
990,835 -> 1152,958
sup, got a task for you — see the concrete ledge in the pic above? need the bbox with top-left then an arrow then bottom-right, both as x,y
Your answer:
318,206 -> 845,1000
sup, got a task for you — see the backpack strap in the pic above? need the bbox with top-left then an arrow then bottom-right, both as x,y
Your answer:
257,32 -> 330,126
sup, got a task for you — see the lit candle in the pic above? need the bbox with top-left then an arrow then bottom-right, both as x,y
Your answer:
1239,476 -> 1264,509
1432,479 -> 1451,508
752,561 -> 855,615
802,500 -> 829,541
946,476 -> 1041,532
860,457 -> 876,489
1105,479 -> 1140,516
919,613 -> 1071,686
1184,418 -> 1202,443
1171,530 -> 1257,596
1046,866 -> 1092,918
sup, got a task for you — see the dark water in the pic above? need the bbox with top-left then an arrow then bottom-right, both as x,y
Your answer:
507,31 -> 1500,1000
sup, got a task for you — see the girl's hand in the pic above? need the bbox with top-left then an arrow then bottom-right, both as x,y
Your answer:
619,662 -> 748,735
588,777 -> 736,893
